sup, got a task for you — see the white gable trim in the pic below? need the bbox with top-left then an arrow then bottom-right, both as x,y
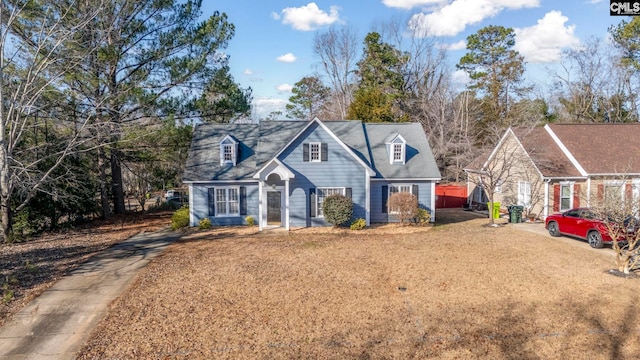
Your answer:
253,158 -> 296,181
253,118 -> 375,177
544,124 -> 588,177
507,128 -> 544,180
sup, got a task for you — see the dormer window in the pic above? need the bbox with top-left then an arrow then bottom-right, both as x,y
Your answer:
386,134 -> 406,164
220,135 -> 238,166
393,143 -> 403,162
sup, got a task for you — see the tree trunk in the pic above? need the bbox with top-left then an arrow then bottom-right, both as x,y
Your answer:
111,148 -> 126,214
0,196 -> 11,243
98,147 -> 111,218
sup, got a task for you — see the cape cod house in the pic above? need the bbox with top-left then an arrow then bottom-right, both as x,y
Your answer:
183,118 -> 442,230
465,123 -> 640,219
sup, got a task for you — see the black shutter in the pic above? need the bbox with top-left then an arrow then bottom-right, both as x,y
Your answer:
321,143 -> 328,161
412,185 -> 419,204
382,185 -> 388,213
310,188 -> 316,217
208,188 -> 215,216
240,187 -> 247,215
303,143 -> 309,161
345,188 -> 352,198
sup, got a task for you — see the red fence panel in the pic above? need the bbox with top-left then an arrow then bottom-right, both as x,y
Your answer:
435,184 -> 468,208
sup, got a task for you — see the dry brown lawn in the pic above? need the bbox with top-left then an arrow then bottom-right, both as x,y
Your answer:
77,216 -> 640,359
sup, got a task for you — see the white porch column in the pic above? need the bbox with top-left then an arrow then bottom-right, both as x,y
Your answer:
258,181 -> 263,231
365,173 -> 370,226
285,179 -> 290,230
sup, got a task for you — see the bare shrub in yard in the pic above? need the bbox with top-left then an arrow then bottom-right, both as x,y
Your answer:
323,194 -> 353,227
388,192 -> 417,224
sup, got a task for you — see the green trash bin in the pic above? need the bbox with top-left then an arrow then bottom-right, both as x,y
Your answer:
509,205 -> 524,223
487,202 -> 501,220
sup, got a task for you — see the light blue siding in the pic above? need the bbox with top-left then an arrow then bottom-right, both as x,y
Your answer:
279,122 -> 368,227
370,180 -> 435,223
190,182 -> 259,226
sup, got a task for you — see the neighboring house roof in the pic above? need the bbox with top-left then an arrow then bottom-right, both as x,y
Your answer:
465,123 -> 640,180
184,120 -> 441,182
546,123 -> 640,175
513,127 -> 582,178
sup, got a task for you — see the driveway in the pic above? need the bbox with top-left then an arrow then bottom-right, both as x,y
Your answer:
0,228 -> 181,360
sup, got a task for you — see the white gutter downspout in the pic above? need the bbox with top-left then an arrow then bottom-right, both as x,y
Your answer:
586,177 -> 592,207
543,179 -> 550,220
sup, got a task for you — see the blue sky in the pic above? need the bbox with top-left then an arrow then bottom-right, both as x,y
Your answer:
204,0 -> 621,119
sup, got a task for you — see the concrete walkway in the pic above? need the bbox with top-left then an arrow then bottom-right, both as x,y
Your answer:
0,228 -> 182,360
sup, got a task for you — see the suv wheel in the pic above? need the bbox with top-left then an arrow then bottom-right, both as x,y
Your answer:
587,231 -> 604,249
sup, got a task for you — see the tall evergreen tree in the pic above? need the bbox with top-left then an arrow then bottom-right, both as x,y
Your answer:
61,0 -> 236,216
457,25 -> 526,144
286,76 -> 330,120
348,32 -> 408,122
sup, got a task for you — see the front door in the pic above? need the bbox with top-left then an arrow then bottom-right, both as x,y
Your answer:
267,191 -> 282,226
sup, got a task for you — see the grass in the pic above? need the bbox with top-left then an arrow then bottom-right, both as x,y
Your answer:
78,218 -> 640,359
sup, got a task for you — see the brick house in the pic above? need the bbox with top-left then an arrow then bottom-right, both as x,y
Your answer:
464,123 -> 640,219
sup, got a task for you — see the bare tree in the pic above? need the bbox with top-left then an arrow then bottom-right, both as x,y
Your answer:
0,2 -> 104,241
589,177 -> 640,275
313,26 -> 358,120
549,37 -> 637,123
466,131 -> 533,225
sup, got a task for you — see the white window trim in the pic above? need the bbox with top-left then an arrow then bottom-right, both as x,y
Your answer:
559,181 -> 574,211
215,187 -> 240,217
517,181 -> 531,208
393,143 -> 404,162
316,187 -> 346,217
309,142 -> 321,163
219,136 -> 237,166
386,135 -> 406,165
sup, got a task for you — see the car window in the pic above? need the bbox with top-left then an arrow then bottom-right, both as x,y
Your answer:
565,209 -> 580,218
581,210 -> 596,220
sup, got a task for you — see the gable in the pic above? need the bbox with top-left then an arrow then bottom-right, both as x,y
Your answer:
277,121 -> 368,171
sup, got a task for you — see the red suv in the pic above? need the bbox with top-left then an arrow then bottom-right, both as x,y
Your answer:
545,208 -> 618,248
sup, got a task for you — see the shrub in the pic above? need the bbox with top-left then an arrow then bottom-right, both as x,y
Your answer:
350,218 -> 366,230
198,218 -> 212,230
413,208 -> 431,226
388,192 -> 418,224
171,206 -> 190,230
245,216 -> 255,226
323,194 -> 353,227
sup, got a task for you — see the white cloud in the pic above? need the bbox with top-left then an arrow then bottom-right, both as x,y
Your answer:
243,69 -> 253,75
409,0 -> 540,37
276,53 -> 297,63
514,11 -> 580,63
452,69 -> 470,85
440,40 -> 466,51
276,83 -> 293,92
381,0 -> 444,10
276,2 -> 340,31
253,97 -> 288,119
270,11 -> 281,20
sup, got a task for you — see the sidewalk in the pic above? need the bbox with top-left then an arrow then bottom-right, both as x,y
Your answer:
0,227 -> 182,360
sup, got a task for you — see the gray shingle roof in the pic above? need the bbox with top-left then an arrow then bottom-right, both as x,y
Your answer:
364,122 -> 441,179
183,120 -> 442,182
